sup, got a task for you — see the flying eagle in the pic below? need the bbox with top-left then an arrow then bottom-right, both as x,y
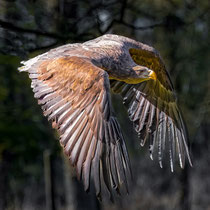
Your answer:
19,34 -> 192,199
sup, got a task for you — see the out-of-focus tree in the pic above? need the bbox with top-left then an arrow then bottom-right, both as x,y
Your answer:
0,0 -> 210,209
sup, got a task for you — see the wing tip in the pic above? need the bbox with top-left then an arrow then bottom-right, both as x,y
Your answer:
18,64 -> 27,72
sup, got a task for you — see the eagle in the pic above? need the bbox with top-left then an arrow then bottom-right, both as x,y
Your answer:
19,34 -> 192,199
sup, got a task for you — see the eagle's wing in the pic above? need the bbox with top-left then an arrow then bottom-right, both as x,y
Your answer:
19,56 -> 131,199
111,48 -> 192,171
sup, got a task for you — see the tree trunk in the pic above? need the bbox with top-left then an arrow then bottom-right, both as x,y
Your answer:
44,150 -> 56,210
180,165 -> 190,210
0,151 -> 11,210
62,154 -> 101,210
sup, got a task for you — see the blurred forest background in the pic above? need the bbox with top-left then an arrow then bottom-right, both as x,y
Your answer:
0,0 -> 210,210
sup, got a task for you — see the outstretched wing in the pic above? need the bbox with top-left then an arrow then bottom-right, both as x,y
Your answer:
111,48 -> 192,171
19,55 -> 132,199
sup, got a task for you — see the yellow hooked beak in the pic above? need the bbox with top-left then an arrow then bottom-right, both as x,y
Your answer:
148,69 -> 157,81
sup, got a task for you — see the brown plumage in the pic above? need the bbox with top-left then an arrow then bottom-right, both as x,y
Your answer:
19,34 -> 192,199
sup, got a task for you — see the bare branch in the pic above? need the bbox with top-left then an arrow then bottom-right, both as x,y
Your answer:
120,0 -> 127,21
0,19 -> 65,40
101,19 -> 115,34
126,5 -> 158,20
116,19 -> 164,30
101,18 -> 163,33
27,42 -> 59,53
